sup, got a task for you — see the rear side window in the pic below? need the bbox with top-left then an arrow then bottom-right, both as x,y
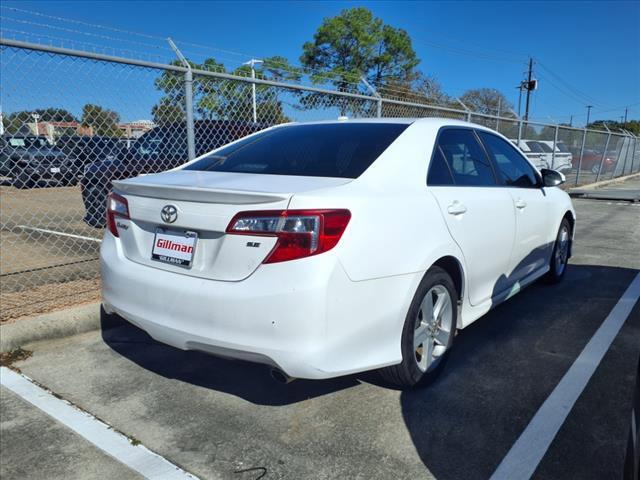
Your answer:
477,131 -> 539,188
183,123 -> 409,178
427,147 -> 454,185
537,142 -> 553,153
435,129 -> 496,186
526,141 -> 544,153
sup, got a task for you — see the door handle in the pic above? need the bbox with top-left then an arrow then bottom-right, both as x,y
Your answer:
447,202 -> 467,215
515,199 -> 527,209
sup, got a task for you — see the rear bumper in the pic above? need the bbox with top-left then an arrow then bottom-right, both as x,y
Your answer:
100,233 -> 418,379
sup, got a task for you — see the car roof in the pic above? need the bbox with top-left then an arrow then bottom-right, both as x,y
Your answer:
286,117 -> 476,128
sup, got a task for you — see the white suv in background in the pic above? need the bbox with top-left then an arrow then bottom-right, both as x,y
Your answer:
538,140 -> 573,172
101,118 -> 575,388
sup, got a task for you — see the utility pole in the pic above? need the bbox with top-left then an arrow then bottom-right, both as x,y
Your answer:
243,59 -> 263,123
517,83 -> 524,118
585,105 -> 593,128
624,108 -> 628,126
524,57 -> 534,122
569,115 -> 573,127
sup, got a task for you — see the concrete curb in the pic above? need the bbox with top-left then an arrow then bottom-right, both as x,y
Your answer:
1,302 -> 101,352
569,172 -> 640,192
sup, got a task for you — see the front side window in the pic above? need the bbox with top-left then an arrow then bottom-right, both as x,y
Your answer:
478,131 -> 539,188
435,129 -> 496,186
184,123 -> 409,179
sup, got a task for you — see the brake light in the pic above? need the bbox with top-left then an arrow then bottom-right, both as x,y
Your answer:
106,192 -> 129,237
226,209 -> 351,263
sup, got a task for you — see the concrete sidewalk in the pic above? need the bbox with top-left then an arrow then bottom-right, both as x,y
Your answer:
570,175 -> 640,202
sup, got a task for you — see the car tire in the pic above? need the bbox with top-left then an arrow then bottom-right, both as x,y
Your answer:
13,173 -> 34,189
591,163 -> 600,175
380,266 -> 458,389
545,217 -> 571,284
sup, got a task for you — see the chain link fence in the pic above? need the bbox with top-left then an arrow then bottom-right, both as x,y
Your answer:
1,38 -> 639,320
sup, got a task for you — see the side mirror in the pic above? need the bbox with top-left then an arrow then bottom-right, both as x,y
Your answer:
540,168 -> 565,187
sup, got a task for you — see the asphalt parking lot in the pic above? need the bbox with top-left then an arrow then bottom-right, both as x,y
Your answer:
1,192 -> 639,479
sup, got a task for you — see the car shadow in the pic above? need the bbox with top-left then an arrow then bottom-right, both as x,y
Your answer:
100,314 -> 361,406
399,263 -> 640,480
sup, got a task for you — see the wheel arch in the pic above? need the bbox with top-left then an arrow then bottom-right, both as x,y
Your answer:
562,209 -> 576,258
431,255 -> 465,305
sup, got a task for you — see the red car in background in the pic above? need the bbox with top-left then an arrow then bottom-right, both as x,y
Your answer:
572,149 -> 616,174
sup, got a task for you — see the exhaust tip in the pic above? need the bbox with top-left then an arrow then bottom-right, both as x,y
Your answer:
270,368 -> 295,384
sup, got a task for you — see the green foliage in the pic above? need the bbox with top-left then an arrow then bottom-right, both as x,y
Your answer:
2,108 -> 77,134
299,7 -> 419,114
81,104 -> 123,137
459,88 -> 514,116
588,120 -> 640,135
153,56 -> 299,124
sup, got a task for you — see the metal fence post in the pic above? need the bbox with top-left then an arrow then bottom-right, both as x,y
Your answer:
168,38 -> 196,161
361,76 -> 382,118
184,70 -> 196,160
619,132 -> 631,177
552,125 -> 559,169
630,134 -> 638,174
517,119 -> 523,146
455,98 -> 472,122
595,131 -> 611,183
575,128 -> 587,186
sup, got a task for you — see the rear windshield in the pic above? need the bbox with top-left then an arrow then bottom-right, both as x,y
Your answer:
556,143 -> 570,153
183,123 -> 409,178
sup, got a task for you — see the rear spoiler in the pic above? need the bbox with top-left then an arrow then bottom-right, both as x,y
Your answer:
113,179 -> 289,205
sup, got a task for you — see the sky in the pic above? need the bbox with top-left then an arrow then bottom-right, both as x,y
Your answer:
1,0 -> 639,126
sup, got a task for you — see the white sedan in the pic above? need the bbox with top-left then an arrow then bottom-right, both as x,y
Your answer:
101,118 -> 575,388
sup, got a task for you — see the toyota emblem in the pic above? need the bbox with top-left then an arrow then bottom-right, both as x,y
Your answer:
161,205 -> 178,224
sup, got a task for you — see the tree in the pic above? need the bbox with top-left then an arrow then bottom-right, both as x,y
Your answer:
152,56 -> 299,124
587,119 -> 640,135
81,104 -> 122,137
299,7 -> 419,114
380,73 -> 451,105
152,99 -> 185,125
3,108 -> 77,135
459,88 -> 514,116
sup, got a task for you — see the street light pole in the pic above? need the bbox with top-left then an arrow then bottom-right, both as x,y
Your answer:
243,59 -> 263,123
32,112 -> 40,136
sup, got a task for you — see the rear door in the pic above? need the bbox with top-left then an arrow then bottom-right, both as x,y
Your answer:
427,128 -> 516,306
477,130 -> 551,282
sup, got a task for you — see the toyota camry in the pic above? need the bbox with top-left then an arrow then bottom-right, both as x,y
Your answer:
100,118 -> 575,387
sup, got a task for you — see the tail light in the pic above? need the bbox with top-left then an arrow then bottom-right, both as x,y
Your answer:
226,209 -> 351,263
106,192 -> 129,237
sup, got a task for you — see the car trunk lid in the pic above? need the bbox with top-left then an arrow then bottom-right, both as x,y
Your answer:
111,170 -> 352,281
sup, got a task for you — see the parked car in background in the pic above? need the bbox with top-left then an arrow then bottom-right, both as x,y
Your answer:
571,149 -> 616,175
0,135 -> 75,188
511,139 -> 571,172
81,121 -> 265,227
510,139 -> 547,170
101,118 -> 575,388
56,135 -> 123,176
537,140 -> 573,172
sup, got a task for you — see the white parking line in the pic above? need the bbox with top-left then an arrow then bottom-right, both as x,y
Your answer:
491,272 -> 640,480
18,225 -> 101,242
0,367 -> 199,480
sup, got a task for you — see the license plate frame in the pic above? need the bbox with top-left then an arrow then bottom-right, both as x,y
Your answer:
50,167 -> 61,174
151,228 -> 198,268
